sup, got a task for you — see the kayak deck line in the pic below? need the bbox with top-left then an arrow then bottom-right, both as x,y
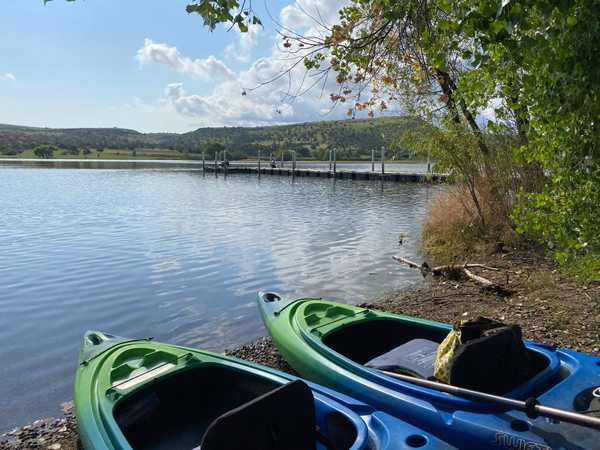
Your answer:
111,362 -> 176,390
271,296 -> 313,316
308,309 -> 373,334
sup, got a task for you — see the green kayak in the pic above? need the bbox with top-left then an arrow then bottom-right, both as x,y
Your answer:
74,330 -> 459,450
258,292 -> 600,450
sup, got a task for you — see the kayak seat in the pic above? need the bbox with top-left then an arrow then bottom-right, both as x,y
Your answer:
365,338 -> 438,379
200,379 -> 318,450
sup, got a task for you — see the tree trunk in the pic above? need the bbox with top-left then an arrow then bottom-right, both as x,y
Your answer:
440,70 -> 490,155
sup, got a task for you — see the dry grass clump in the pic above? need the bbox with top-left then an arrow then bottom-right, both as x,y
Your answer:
422,182 -> 518,263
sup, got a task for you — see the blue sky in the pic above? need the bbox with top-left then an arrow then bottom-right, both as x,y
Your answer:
0,0 -> 351,132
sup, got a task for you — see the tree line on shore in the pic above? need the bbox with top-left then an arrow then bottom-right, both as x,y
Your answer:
0,116 -> 420,161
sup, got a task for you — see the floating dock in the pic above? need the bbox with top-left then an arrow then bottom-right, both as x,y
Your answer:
203,165 -> 447,183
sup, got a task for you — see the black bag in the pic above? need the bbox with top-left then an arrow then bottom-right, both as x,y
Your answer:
448,318 -> 538,394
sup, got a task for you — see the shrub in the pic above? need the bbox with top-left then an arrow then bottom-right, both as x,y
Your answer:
422,182 -> 519,263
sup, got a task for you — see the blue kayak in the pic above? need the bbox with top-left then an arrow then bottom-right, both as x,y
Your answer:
258,293 -> 600,450
75,331 -> 457,449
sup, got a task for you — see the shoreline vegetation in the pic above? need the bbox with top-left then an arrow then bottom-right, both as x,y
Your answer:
2,247 -> 597,450
0,117 -> 422,162
0,153 -> 428,164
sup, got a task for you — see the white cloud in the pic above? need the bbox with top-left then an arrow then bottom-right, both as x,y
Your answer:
136,38 -> 235,81
224,25 -> 262,63
0,73 -> 16,82
163,79 -> 296,127
137,0 -> 369,127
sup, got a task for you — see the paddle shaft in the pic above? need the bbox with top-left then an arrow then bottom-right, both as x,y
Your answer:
382,371 -> 600,430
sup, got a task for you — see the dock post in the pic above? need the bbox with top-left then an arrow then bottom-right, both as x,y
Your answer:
214,151 -> 218,176
292,151 -> 296,172
427,149 -> 431,173
371,149 -> 375,172
258,149 -> 261,177
329,149 -> 332,171
381,146 -> 385,175
202,151 -> 205,172
333,149 -> 337,177
281,150 -> 284,168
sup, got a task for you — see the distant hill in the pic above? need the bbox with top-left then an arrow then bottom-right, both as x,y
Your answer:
0,116 -> 421,160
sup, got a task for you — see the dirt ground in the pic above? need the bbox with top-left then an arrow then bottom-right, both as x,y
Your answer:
369,249 -> 600,354
2,249 -> 598,449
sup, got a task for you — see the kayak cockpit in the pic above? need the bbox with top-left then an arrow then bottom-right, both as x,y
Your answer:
322,318 -> 556,396
114,365 -> 358,450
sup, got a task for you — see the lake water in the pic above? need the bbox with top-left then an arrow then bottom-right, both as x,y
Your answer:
0,162 -> 436,430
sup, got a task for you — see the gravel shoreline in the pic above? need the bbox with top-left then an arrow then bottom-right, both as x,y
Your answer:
2,250 -> 598,449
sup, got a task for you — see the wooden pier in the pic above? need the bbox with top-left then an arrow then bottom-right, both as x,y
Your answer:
204,165 -> 447,183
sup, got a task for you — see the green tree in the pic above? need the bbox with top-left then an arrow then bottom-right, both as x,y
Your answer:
445,0 -> 600,276
33,144 -> 58,159
204,141 -> 225,156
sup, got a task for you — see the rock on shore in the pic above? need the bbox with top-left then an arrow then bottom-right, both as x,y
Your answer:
0,404 -> 78,450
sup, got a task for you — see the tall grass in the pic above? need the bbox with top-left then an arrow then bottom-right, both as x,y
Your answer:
422,181 -> 519,263
408,123 -> 545,264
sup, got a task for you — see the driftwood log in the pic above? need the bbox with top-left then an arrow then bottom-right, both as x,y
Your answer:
393,256 -> 509,294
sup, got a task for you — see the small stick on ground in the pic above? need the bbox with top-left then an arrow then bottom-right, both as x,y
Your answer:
393,256 -> 510,295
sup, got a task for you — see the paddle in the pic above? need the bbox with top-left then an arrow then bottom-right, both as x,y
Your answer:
381,370 -> 600,430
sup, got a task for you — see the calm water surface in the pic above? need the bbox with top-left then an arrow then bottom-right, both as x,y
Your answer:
0,163 -> 436,430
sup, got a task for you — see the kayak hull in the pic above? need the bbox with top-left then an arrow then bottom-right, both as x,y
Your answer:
258,292 -> 600,450
75,330 -> 457,450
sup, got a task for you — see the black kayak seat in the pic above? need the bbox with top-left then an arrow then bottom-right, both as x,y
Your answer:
365,338 -> 438,379
200,379 -> 317,450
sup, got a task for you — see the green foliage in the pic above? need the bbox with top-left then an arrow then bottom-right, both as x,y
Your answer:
33,144 -> 58,159
185,0 -> 261,32
563,253 -> 600,283
0,117 -> 417,161
203,141 -> 225,155
448,0 -> 600,279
